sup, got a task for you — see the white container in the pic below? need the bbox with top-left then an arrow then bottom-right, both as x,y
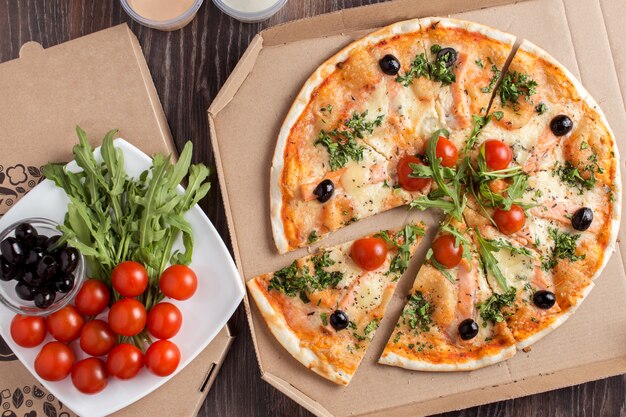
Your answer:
120,0 -> 205,31
213,0 -> 287,23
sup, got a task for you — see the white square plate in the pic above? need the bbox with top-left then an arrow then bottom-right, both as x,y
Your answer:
0,139 -> 245,416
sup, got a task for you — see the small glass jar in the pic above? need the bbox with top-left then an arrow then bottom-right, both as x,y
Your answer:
120,0 -> 205,31
0,218 -> 85,316
213,0 -> 287,23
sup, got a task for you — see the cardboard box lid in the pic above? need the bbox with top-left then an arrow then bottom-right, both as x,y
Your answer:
0,24 -> 234,417
208,0 -> 626,416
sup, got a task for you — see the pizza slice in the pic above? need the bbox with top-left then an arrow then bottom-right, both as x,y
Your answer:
248,223 -> 426,385
379,217 -> 516,371
463,206 -> 596,349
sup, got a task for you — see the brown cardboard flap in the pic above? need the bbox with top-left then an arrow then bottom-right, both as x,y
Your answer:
0,24 -> 234,417
208,0 -> 626,416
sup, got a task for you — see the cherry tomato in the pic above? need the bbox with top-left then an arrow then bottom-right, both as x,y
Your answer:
159,265 -> 198,301
112,261 -> 149,298
107,343 -> 144,380
71,357 -> 108,394
433,135 -> 458,167
144,340 -> 180,377
46,305 -> 84,343
147,302 -> 183,340
483,139 -> 513,170
432,235 -> 463,269
35,341 -> 74,381
75,279 -> 110,316
493,204 -> 526,235
108,298 -> 147,336
397,155 -> 431,192
80,319 -> 116,356
10,315 -> 46,348
350,237 -> 388,271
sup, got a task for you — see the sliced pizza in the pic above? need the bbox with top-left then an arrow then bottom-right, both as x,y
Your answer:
379,218 -> 516,371
248,223 -> 426,385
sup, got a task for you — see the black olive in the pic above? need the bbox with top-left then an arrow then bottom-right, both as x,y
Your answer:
571,207 -> 593,231
15,223 -> 38,247
550,115 -> 573,136
533,290 -> 556,309
24,246 -> 44,265
57,247 -> 79,273
379,54 -> 401,76
458,318 -> 479,340
45,235 -> 66,253
436,47 -> 458,68
55,273 -> 75,293
1,257 -> 22,281
329,310 -> 349,330
35,235 -> 48,247
15,281 -> 37,301
0,237 -> 24,265
313,179 -> 335,203
36,255 -> 58,281
34,287 -> 56,309
22,268 -> 42,286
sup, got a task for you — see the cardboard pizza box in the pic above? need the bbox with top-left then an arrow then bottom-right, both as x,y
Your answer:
208,0 -> 626,416
0,24 -> 234,417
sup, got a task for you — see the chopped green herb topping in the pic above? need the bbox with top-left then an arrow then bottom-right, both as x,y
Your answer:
541,228 -> 585,270
481,60 -> 501,94
475,58 -> 484,68
364,319 -> 380,336
320,104 -> 333,113
395,44 -> 456,87
497,70 -> 538,109
268,250 -> 343,297
554,159 -> 599,193
403,291 -> 433,332
478,287 -> 517,325
307,230 -> 319,244
492,111 -> 504,121
315,111 -> 383,171
320,312 -> 328,326
535,102 -> 548,115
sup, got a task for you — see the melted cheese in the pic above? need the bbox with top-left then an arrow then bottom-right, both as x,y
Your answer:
326,245 -> 362,289
491,248 -> 536,288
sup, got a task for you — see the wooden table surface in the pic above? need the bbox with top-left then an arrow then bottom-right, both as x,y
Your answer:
1,1 -> 624,416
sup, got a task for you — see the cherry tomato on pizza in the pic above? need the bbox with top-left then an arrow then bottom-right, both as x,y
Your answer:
351,237 -> 388,271
431,235 -> 463,269
493,204 -> 526,235
433,135 -> 458,167
483,139 -> 513,171
397,155 -> 431,192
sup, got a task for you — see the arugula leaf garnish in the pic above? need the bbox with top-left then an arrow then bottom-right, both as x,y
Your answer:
478,287 -> 517,325
315,111 -> 384,171
375,224 -> 425,277
475,229 -> 509,291
409,130 -> 467,221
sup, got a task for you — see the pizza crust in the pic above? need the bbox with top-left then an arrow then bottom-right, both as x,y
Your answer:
378,344 -> 517,371
247,278 -> 352,385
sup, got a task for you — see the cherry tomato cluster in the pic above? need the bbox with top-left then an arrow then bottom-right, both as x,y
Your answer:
10,262 -> 198,395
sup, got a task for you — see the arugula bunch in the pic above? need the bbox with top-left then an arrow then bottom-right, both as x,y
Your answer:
44,127 -> 211,311
409,129 -> 467,221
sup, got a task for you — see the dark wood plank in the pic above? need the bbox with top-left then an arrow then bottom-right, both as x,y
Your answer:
0,1 -> 624,416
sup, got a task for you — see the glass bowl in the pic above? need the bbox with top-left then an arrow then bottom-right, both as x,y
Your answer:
212,0 -> 287,23
0,218 -> 85,316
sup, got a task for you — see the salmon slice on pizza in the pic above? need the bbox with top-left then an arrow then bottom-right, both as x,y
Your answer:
248,223 -> 425,385
379,217 -> 516,371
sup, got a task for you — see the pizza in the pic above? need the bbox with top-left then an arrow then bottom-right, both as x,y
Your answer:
247,223 -> 425,385
257,16 -> 620,381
